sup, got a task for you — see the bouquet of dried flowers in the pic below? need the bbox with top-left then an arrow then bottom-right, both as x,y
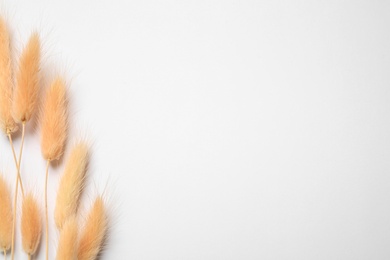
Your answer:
0,17 -> 108,260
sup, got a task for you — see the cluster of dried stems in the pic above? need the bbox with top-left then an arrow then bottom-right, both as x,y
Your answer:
0,17 -> 108,260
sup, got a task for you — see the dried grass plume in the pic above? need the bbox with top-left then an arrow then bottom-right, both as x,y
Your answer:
78,196 -> 107,260
40,77 -> 68,161
21,193 -> 42,256
56,216 -> 78,260
55,141 -> 89,229
0,174 -> 12,252
13,32 -> 41,123
0,17 -> 17,134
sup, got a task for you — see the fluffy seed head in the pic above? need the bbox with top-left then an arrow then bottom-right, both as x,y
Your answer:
0,17 -> 17,134
13,32 -> 41,123
21,193 -> 42,255
56,216 -> 78,260
0,174 -> 12,251
55,141 -> 89,229
40,77 -> 68,161
78,196 -> 107,260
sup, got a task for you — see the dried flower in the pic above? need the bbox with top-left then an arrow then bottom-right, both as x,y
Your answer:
0,17 -> 17,134
0,174 -> 12,252
40,77 -> 68,161
78,197 -> 107,260
21,193 -> 42,256
56,216 -> 78,260
55,141 -> 89,229
13,32 -> 41,123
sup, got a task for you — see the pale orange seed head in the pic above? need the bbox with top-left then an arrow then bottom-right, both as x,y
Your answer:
13,32 -> 41,123
40,77 -> 68,161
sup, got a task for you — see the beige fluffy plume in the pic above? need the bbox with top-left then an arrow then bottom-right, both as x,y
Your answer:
0,174 -> 12,252
55,141 -> 89,229
40,77 -> 68,161
78,197 -> 107,260
21,193 -> 42,256
0,17 -> 17,134
13,32 -> 41,123
56,216 -> 78,260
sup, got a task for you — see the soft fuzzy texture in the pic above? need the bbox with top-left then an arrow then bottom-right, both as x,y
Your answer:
0,174 -> 12,251
56,216 -> 78,260
40,77 -> 68,161
55,141 -> 89,229
0,17 -> 17,134
77,197 -> 107,260
21,193 -> 42,255
13,32 -> 41,123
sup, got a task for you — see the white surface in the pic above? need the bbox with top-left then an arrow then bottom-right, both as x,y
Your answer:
1,0 -> 390,259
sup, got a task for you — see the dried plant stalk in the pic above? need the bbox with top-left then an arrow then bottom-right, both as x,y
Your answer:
8,29 -> 41,260
21,193 -> 42,257
0,15 -> 111,260
0,174 -> 12,253
56,216 -> 78,260
0,17 -> 17,134
55,141 -> 89,229
13,32 -> 41,123
40,77 -> 68,161
78,197 -> 107,260
41,77 -> 68,260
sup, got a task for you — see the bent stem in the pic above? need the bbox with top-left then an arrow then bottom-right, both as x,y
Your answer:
8,130 -> 26,260
8,133 -> 24,195
44,160 -> 50,260
12,123 -> 27,260
18,123 -> 26,187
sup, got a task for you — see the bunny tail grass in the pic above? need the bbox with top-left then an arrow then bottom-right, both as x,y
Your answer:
40,77 -> 68,161
21,193 -> 42,257
13,32 -> 41,123
56,216 -> 78,260
0,174 -> 12,253
0,17 -> 17,134
77,196 -> 108,260
41,78 -> 68,260
55,141 -> 89,229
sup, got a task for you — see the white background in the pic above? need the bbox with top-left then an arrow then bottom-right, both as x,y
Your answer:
1,0 -> 390,259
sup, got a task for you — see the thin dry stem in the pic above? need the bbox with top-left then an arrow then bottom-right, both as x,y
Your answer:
7,133 -> 24,195
10,123 -> 27,260
17,123 -> 26,190
9,133 -> 22,260
19,123 -> 26,170
8,132 -> 25,260
44,160 -> 50,260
